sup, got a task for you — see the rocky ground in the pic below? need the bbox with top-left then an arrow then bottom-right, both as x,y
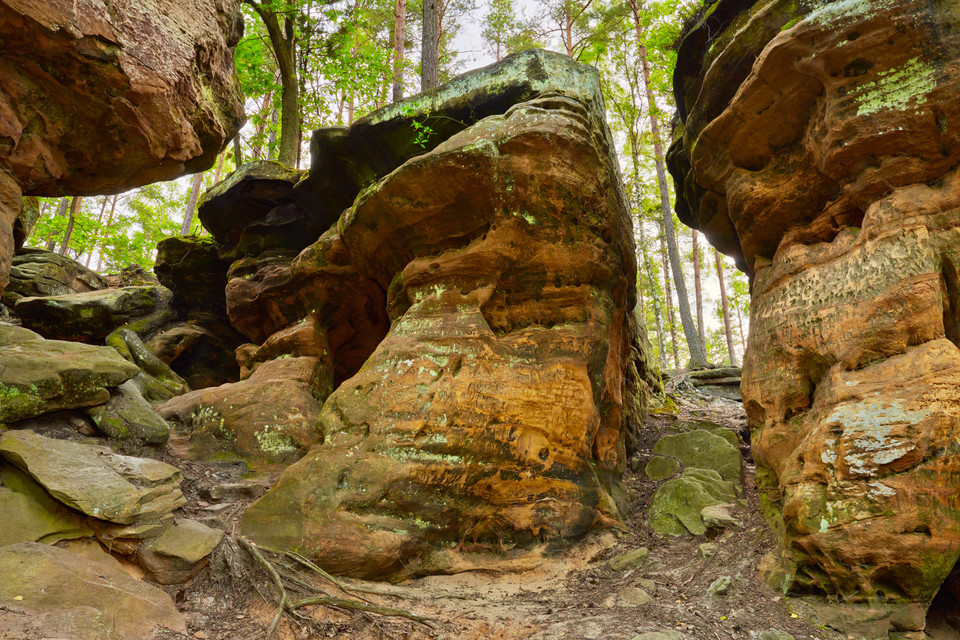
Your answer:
122,391 -> 846,640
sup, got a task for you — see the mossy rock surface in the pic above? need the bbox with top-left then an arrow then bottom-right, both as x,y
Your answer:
652,428 -> 742,484
645,455 -> 680,481
85,380 -> 171,444
0,324 -> 139,423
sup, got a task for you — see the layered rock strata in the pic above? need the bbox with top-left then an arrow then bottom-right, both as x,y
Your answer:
180,50 -> 642,578
669,0 -> 960,631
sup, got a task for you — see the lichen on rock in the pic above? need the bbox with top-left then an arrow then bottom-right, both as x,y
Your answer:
669,0 -> 960,630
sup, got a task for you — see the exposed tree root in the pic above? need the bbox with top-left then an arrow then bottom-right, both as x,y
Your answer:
235,536 -> 436,637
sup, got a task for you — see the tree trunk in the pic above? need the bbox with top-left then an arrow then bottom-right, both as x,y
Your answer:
249,1 -> 300,167
392,0 -> 407,101
736,301 -> 746,353
95,194 -> 118,272
629,0 -> 708,368
181,171 -> 205,236
57,196 -> 82,256
421,0 -> 439,90
714,249 -> 738,366
84,196 -> 110,267
233,135 -> 243,168
641,235 -> 667,369
565,12 -> 573,56
692,229 -> 705,345
661,233 -> 679,369
45,199 -> 69,251
213,150 -> 226,185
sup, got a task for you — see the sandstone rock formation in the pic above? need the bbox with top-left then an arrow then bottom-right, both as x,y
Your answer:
0,0 -> 245,296
0,542 -> 186,639
168,50 -> 644,578
1,247 -> 107,310
669,0 -> 960,632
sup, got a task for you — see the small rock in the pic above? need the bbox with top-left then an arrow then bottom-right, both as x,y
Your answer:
701,503 -> 742,529
707,575 -> 732,596
193,632 -> 208,639
698,542 -> 717,558
759,630 -> 794,640
138,519 -> 224,584
632,631 -> 685,640
633,577 -> 657,591
618,587 -> 653,606
609,547 -> 650,571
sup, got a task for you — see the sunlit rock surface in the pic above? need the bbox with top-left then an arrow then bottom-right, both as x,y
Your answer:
184,50 -> 646,578
669,0 -> 960,631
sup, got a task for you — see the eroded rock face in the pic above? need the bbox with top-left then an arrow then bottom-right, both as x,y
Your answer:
0,0 -> 244,195
669,0 -> 960,625
0,0 -> 245,298
208,51 -> 643,578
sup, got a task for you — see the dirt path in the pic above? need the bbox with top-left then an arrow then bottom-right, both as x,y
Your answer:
165,394 -> 845,640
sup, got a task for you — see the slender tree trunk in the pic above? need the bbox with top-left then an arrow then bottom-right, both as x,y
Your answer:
95,195 -> 118,272
565,13 -> 573,56
661,233 -> 679,369
421,0 -> 439,90
715,249 -> 738,366
213,150 -> 226,185
736,302 -> 746,353
181,172 -> 205,236
84,196 -> 110,267
692,229 -> 705,345
233,135 -> 243,168
57,196 -> 82,257
629,0 -> 707,368
641,238 -> 667,369
248,1 -> 300,167
392,0 -> 407,101
45,199 -> 69,251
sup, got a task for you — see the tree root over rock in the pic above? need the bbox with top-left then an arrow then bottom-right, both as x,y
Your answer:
234,536 -> 436,637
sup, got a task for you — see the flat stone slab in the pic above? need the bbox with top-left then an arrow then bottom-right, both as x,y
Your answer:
138,519 -> 224,584
0,542 -> 186,639
0,324 -> 139,423
85,380 -> 171,443
0,430 -> 183,525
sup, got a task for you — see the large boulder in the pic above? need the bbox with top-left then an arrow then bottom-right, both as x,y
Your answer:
152,236 -> 243,388
0,0 -> 244,196
0,324 -> 139,423
15,285 -> 174,342
0,0 -> 245,299
2,247 -> 107,309
669,0 -> 960,631
237,50 -> 641,579
0,542 -> 186,639
0,429 -> 185,525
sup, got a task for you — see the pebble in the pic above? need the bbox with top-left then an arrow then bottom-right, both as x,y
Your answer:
707,575 -> 732,596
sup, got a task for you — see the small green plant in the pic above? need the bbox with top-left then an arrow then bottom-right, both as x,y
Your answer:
400,104 -> 436,149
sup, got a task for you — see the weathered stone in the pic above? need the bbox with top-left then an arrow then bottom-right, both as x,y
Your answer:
137,519 -> 223,584
618,586 -> 653,606
0,325 -> 139,423
609,547 -> 650,571
631,632 -> 685,640
0,0 -> 244,197
700,503 -> 741,529
85,380 -> 171,443
0,172 -> 18,295
16,285 -> 174,342
0,480 -> 90,546
152,236 -> 243,388
669,0 -> 960,615
0,542 -> 186,638
158,354 -> 331,465
197,161 -> 310,261
759,630 -> 795,640
239,50 -> 640,579
652,429 -> 741,484
2,247 -> 107,308
645,456 -> 680,481
707,575 -> 732,596
0,430 -> 184,525
649,469 -> 738,536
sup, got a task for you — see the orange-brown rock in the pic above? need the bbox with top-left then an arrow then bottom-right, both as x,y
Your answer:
0,0 -> 245,296
224,51 -> 641,579
669,0 -> 960,631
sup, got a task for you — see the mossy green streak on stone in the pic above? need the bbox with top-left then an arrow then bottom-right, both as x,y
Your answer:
645,456 -> 680,481
652,429 -> 742,484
